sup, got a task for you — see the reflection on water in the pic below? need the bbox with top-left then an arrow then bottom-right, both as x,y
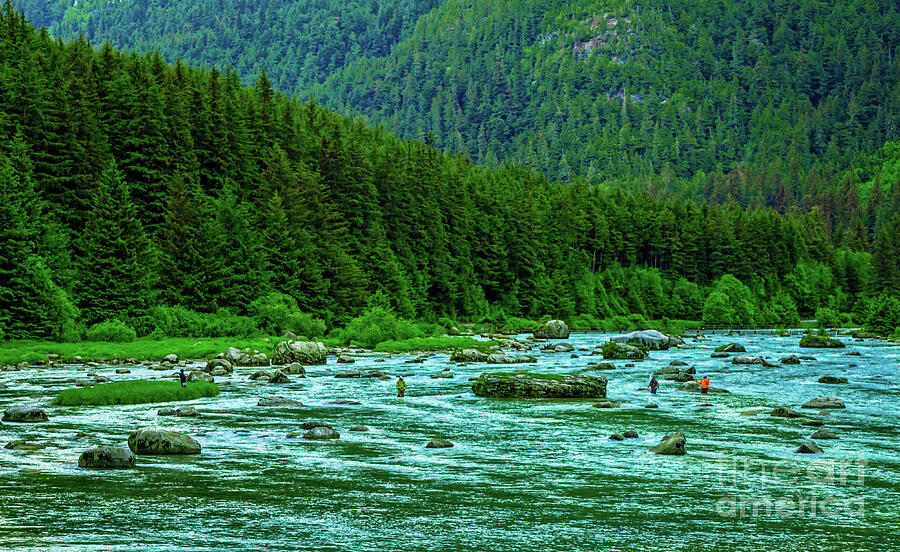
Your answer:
1,333 -> 898,551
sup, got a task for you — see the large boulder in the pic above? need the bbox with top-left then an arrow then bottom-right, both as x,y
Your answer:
272,340 -> 327,365
225,347 -> 270,367
533,319 -> 570,339
450,349 -> 489,363
127,428 -> 201,455
610,330 -> 681,350
486,354 -> 537,364
2,406 -> 48,423
78,446 -> 136,469
715,343 -> 746,353
472,372 -> 607,398
799,334 -> 845,348
600,341 -> 646,360
802,397 -> 846,409
187,370 -> 213,383
648,432 -> 686,455
204,358 -> 233,375
258,395 -> 303,407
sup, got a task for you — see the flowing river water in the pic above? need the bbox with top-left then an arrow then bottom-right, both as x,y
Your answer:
1,332 -> 898,551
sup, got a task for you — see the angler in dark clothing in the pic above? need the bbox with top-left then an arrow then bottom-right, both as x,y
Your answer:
179,368 -> 187,388
649,375 -> 659,395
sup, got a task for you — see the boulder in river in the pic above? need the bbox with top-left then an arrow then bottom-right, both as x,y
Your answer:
796,441 -> 823,454
300,421 -> 333,430
204,358 -> 233,375
654,366 -> 680,375
303,427 -> 340,440
268,370 -> 290,384
799,418 -> 824,426
128,428 -> 201,455
330,399 -> 361,405
248,370 -> 273,381
714,343 -> 746,353
677,381 -> 729,393
175,406 -> 200,417
623,430 -> 639,438
472,372 -> 607,399
258,395 -> 303,407
5,440 -> 47,451
649,432 -> 686,455
732,355 -> 766,365
272,340 -> 327,365
669,360 -> 689,366
335,369 -> 361,378
337,355 -> 355,364
486,354 -> 538,364
645,403 -> 659,409
592,400 -> 620,409
187,370 -> 213,383
601,341 -> 646,360
163,354 -> 179,364
584,362 -> 616,371
450,349 -> 488,363
770,407 -> 804,418
710,352 -> 730,358
78,445 -> 136,469
799,334 -> 845,348
430,369 -> 453,379
780,355 -> 801,364
225,347 -> 270,367
282,363 -> 306,375
349,425 -> 369,432
818,376 -> 848,384
157,408 -> 177,416
610,330 -> 681,350
810,429 -> 838,440
609,433 -> 625,441
426,438 -> 454,448
2,406 -> 48,423
533,319 -> 570,339
802,397 -> 846,409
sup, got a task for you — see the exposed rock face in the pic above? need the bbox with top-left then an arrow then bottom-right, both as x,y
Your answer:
770,407 -> 804,418
533,319 -> 570,339
426,438 -> 453,448
715,343 -> 746,353
78,446 -> 136,469
796,441 -> 823,453
818,376 -> 848,384
799,334 -> 845,348
272,341 -> 327,365
303,427 -> 340,440
450,349 -> 489,363
601,341 -> 646,360
486,354 -> 537,364
258,395 -> 303,407
225,347 -> 270,367
2,406 -> 48,423
127,428 -> 201,455
802,397 -> 846,409
472,373 -> 607,398
649,432 -> 686,455
204,358 -> 233,375
610,330 -> 681,350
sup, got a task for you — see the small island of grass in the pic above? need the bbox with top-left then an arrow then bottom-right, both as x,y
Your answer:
799,334 -> 845,348
54,380 -> 219,406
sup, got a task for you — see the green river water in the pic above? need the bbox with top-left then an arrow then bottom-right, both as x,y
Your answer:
1,332 -> 898,551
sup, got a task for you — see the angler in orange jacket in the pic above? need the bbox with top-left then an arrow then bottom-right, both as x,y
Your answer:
696,376 -> 710,394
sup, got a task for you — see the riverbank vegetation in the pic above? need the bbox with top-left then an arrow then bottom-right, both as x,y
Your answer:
0,5 -> 898,346
54,380 -> 220,406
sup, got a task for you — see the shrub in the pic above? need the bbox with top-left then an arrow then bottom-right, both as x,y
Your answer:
143,305 -> 258,338
814,306 -> 841,328
340,305 -> 426,348
248,292 -> 325,337
502,317 -> 540,332
85,319 -> 136,343
864,293 -> 900,336
569,314 -> 601,331
55,380 -> 219,406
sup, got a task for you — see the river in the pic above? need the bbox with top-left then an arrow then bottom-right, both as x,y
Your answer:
1,332 -> 898,551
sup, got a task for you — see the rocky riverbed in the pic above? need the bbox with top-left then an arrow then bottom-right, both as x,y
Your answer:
1,331 -> 898,551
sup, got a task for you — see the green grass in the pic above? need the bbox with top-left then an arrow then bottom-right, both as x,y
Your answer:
0,337 -> 289,364
373,337 -> 499,353
54,380 -> 220,406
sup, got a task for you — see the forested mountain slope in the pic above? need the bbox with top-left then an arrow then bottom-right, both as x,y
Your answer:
3,4 -> 896,340
18,0 -> 900,242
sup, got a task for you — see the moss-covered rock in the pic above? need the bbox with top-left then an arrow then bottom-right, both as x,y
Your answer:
2,406 -> 48,423
649,431 -> 686,455
272,340 -> 327,365
533,319 -> 570,339
78,445 -> 136,469
472,372 -> 607,398
799,334 -> 845,348
127,428 -> 201,455
714,343 -> 746,353
600,341 -> 646,360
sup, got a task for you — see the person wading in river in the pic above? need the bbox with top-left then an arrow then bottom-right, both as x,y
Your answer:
649,375 -> 659,395
396,375 -> 407,397
696,375 -> 710,394
179,368 -> 187,388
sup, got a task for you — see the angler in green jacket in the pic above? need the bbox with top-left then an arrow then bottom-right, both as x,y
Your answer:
396,376 -> 407,397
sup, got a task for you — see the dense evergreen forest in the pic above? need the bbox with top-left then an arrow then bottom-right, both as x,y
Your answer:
0,3 -> 898,342
17,0 -> 900,245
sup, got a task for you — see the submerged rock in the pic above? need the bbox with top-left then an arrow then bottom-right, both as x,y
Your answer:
258,395 -> 303,407
610,330 -> 681,350
710,352 -> 730,358
78,445 -> 136,469
425,438 -> 453,448
472,373 -> 607,399
645,403 -> 659,409
5,440 -> 47,451
770,407 -> 804,418
2,406 -> 48,423
584,362 -> 616,371
818,376 -> 848,384
533,319 -> 570,339
796,441 -> 823,454
330,399 -> 360,405
592,400 -> 620,409
272,340 -> 327,365
649,432 -> 686,455
802,397 -> 846,409
349,425 -> 369,432
799,418 -> 825,427
128,428 -> 201,455
609,433 -> 625,441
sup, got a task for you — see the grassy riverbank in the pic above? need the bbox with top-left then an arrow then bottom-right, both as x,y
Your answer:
373,337 -> 498,353
54,380 -> 220,406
